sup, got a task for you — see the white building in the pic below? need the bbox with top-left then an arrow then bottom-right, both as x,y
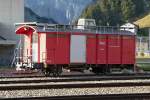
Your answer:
0,0 -> 24,66
77,18 -> 96,30
120,23 -> 138,34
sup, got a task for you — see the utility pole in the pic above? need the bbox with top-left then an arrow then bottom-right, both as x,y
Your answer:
149,28 -> 150,52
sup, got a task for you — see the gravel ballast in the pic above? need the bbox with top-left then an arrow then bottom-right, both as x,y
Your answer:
0,86 -> 150,98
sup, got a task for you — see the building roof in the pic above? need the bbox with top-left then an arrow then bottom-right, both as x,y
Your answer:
134,14 -> 150,29
0,40 -> 16,45
0,35 -> 16,45
0,35 -> 6,40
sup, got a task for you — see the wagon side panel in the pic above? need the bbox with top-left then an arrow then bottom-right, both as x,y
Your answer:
108,35 -> 121,64
55,33 -> 70,64
97,34 -> 107,64
122,35 -> 135,64
46,33 -> 56,64
86,34 -> 96,64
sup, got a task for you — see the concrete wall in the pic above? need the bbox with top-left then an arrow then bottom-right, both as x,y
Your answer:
0,45 -> 15,66
0,0 -> 24,66
0,0 -> 24,40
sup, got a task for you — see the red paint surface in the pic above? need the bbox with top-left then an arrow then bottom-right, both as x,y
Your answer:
108,35 -> 121,64
46,33 -> 70,64
97,35 -> 107,64
46,33 -> 56,64
16,26 -> 35,35
55,34 -> 70,64
86,34 -> 96,64
122,36 -> 135,64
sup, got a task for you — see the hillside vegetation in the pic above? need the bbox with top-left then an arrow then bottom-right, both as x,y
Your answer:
81,0 -> 150,26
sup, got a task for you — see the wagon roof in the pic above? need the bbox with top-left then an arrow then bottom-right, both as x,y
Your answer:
15,24 -> 36,35
15,22 -> 136,35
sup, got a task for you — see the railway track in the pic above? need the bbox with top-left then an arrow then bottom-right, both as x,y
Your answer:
1,77 -> 150,90
1,74 -> 150,84
0,67 -> 149,78
0,71 -> 150,78
1,82 -> 150,90
1,93 -> 150,100
1,74 -> 150,99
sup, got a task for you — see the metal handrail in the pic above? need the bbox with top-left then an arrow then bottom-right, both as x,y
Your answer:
16,22 -> 136,35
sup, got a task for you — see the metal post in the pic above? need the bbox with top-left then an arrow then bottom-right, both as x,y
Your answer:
19,35 -> 21,64
139,37 -> 142,52
149,28 -> 150,52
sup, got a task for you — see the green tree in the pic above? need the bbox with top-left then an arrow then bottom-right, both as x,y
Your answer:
81,4 -> 102,25
121,0 -> 135,21
80,0 -> 148,26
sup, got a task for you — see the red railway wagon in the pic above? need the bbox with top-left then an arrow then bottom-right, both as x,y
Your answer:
15,22 -> 136,76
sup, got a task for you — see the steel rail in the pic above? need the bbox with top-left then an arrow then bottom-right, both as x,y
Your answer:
1,74 -> 150,84
1,81 -> 150,90
0,71 -> 150,79
1,93 -> 150,100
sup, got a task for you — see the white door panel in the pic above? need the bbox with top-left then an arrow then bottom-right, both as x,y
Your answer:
70,35 -> 86,63
40,34 -> 46,62
32,43 -> 38,62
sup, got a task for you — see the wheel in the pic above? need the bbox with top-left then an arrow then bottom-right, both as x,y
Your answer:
52,72 -> 58,77
91,67 -> 100,75
42,68 -> 50,77
42,65 -> 63,77
121,64 -> 135,74
52,66 -> 62,77
91,67 -> 106,75
104,66 -> 110,74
